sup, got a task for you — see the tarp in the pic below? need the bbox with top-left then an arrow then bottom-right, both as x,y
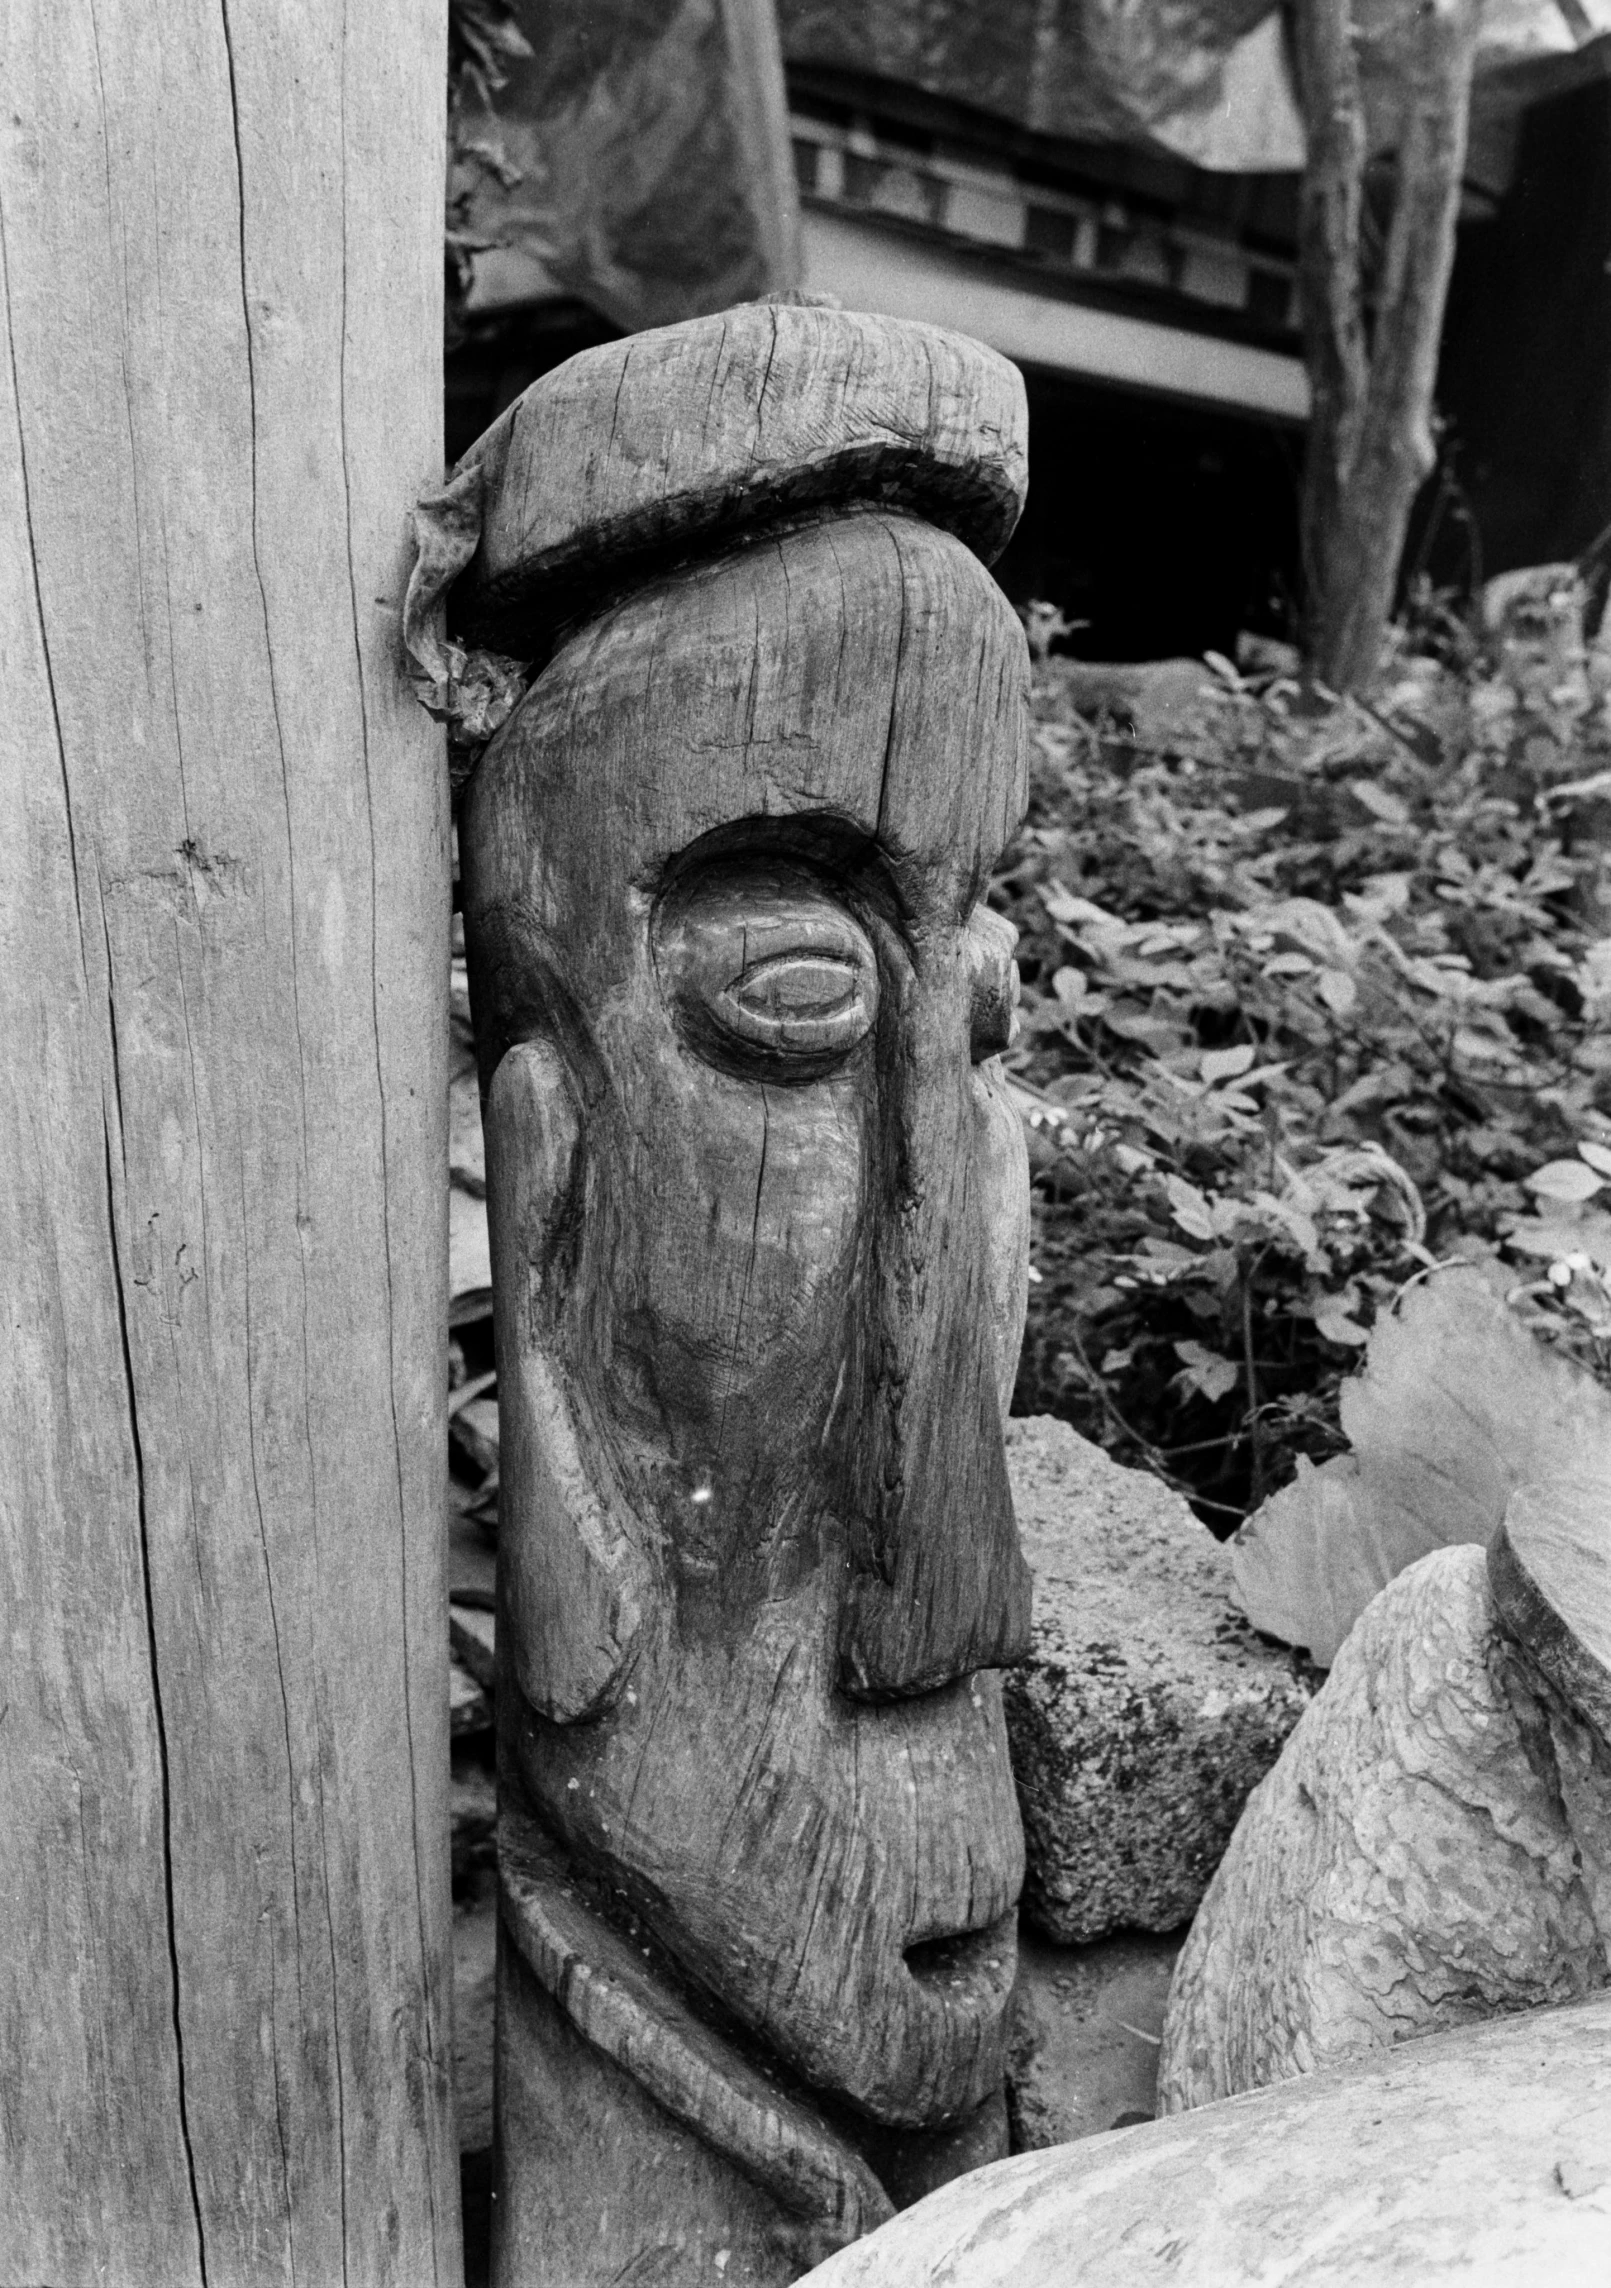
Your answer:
456,0 -> 1611,337
458,0 -> 801,333
779,0 -> 1611,177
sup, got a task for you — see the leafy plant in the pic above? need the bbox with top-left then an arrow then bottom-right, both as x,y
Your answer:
999,586 -> 1611,1530
1229,1264 -> 1611,1663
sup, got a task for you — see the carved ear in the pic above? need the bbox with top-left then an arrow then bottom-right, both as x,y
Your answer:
485,1042 -> 649,1724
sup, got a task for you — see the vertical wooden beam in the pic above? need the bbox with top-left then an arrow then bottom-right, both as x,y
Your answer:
0,3 -> 459,2281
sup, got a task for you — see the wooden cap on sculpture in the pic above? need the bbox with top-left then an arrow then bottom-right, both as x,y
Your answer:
451,300 -> 1029,651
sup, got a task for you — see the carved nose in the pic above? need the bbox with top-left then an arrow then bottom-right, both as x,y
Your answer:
835,952 -> 1032,1699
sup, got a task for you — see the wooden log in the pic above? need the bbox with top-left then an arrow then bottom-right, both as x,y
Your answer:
1159,1469 -> 1611,2116
1156,1544 -> 1609,2112
795,1989 -> 1611,2287
0,3 -> 458,2278
1490,1473 -> 1611,1749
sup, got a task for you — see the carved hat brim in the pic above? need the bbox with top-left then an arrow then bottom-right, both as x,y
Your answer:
448,299 -> 1029,656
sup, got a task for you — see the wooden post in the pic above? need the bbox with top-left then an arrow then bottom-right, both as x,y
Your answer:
0,4 -> 459,2281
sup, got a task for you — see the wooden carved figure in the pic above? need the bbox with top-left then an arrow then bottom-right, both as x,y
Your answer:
452,302 -> 1034,2283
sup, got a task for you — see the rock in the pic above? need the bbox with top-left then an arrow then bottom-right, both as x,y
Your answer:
1004,1416 -> 1317,1944
1479,560 -> 1582,637
1051,656 -> 1222,747
1235,631 -> 1299,679
449,1184 -> 493,1322
451,1655 -> 491,1738
1007,1922 -> 1181,2149
1159,1543 -> 1611,2112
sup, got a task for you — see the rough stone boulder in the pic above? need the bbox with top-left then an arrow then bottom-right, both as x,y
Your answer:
1004,1416 -> 1316,1943
1052,656 -> 1221,746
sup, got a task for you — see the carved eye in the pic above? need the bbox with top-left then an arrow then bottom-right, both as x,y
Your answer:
655,865 -> 879,1081
718,953 -> 870,1057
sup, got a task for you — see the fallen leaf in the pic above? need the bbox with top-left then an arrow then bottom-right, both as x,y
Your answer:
450,1184 -> 492,1304
403,463 -> 483,689
1174,1339 -> 1240,1403
1231,1267 -> 1611,1663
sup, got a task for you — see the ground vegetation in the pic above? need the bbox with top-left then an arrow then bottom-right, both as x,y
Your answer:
1001,577 -> 1611,1530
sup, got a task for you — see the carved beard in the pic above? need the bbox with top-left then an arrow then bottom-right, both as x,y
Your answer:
496,1793 -> 1021,2274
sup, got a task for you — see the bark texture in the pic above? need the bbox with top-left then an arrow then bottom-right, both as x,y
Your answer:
1296,0 -> 1483,692
796,1990 -> 1611,2287
1158,1545 -> 1610,2111
0,3 -> 457,2279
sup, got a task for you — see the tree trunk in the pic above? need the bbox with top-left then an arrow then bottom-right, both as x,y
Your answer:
0,4 -> 458,2281
1297,0 -> 1484,693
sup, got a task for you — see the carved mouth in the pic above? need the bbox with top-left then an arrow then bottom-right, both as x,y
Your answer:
902,1910 -> 1016,1999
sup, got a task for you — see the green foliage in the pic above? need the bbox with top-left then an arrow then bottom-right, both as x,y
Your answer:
997,589 -> 1611,1529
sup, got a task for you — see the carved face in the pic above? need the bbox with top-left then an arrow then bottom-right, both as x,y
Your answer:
463,510 -> 1032,2131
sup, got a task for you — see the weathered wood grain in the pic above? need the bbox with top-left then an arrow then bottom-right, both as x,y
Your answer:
468,509 -> 1030,2109
1156,1545 -> 1609,2113
452,300 -> 1029,651
1158,1480 -> 1611,2120
459,311 -> 1034,2280
0,3 -> 458,2278
1490,1474 -> 1611,1749
795,1989 -> 1611,2287
498,1802 -> 894,2278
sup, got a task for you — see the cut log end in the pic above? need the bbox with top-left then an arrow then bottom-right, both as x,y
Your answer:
1490,1474 -> 1611,1747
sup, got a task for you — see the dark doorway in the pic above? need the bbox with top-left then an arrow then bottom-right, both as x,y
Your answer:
446,299 -> 623,469
992,366 -> 1304,660
1432,76 -> 1611,590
